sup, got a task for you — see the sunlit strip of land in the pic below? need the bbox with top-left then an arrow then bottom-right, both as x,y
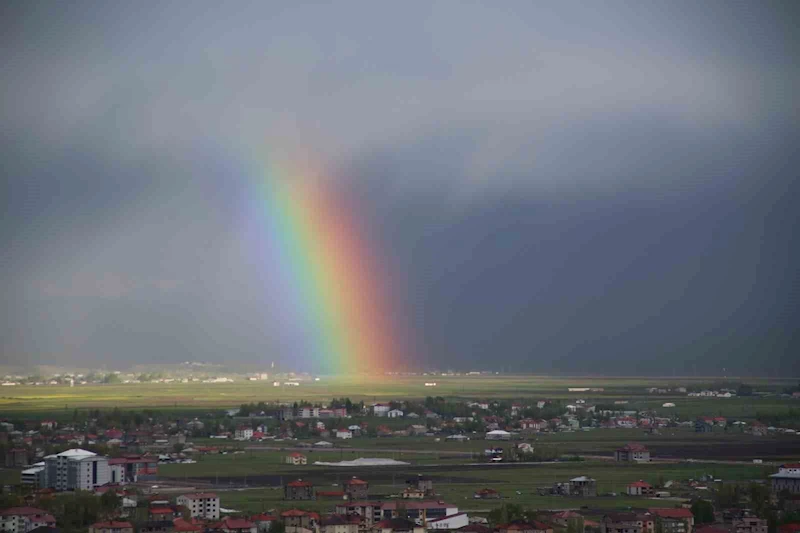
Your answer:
0,374 -> 796,415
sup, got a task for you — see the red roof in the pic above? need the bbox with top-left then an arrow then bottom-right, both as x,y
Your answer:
287,479 -> 313,487
619,443 -> 648,452
173,518 -> 205,532
216,517 -> 255,529
782,463 -> 800,468
282,509 -> 311,517
251,514 -> 277,522
649,508 -> 693,519
628,481 -> 652,488
150,507 -> 174,515
289,452 -> 306,458
91,521 -> 133,528
345,477 -> 368,485
0,507 -> 50,517
778,524 -> 800,533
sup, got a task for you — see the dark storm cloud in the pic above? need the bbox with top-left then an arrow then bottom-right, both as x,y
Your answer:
1,1 -> 798,373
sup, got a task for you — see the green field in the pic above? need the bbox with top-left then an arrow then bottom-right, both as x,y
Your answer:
158,455 -> 773,514
1,375 -> 796,418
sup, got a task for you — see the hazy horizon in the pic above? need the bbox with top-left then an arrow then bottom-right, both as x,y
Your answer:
2,1 -> 798,375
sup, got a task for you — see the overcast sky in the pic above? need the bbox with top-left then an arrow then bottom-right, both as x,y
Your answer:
2,1 -> 798,375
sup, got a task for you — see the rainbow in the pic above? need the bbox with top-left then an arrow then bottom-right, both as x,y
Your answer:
252,160 -> 403,375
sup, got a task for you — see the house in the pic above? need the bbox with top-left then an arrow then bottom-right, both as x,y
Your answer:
771,465 -> 800,494
408,425 -> 428,436
402,487 -> 426,499
627,481 -> 654,496
486,430 -> 511,441
569,476 -> 597,497
336,429 -> 353,440
520,419 -> 547,431
372,518 -> 425,533
285,479 -> 315,500
320,515 -> 360,533
474,488 -> 501,499
88,521 -> 134,533
177,493 -> 220,520
734,517 -> 767,533
427,513 -> 469,530
282,509 -> 319,532
235,426 -> 254,440
495,520 -> 554,533
250,514 -> 277,533
335,500 -> 458,530
286,453 -> 308,466
407,475 -> 434,495
648,509 -> 694,533
601,514 -> 654,533
314,441 -> 334,448
387,410 -> 404,419
344,477 -> 369,499
173,518 -> 206,532
751,421 -> 768,436
695,418 -> 714,433
6,448 -> 28,467
0,507 -> 56,533
373,404 -> 391,417
43,448 -> 110,491
212,517 -> 257,533
149,506 -> 181,521
109,455 -> 158,484
615,444 -> 650,462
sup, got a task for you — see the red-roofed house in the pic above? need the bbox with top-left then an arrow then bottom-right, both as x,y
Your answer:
372,518 -> 425,533
474,488 -> 501,499
89,520 -> 134,533
173,517 -> 206,532
0,507 -> 56,533
149,506 -> 181,520
285,452 -> 307,466
778,524 -> 800,533
212,517 -> 257,533
344,477 -> 369,499
320,514 -> 360,533
615,444 -> 650,462
282,509 -> 319,532
285,479 -> 315,500
627,481 -> 654,496
251,514 -> 277,532
649,509 -> 694,533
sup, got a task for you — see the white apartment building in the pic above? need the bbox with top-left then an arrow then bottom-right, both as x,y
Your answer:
44,448 -> 110,491
177,493 -> 220,520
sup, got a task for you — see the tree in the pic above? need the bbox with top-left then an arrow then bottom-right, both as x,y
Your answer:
691,499 -> 714,524
103,374 -> 121,384
487,504 -> 525,526
99,490 -> 121,517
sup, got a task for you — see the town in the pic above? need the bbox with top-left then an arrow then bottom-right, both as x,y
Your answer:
1,377 -> 799,533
